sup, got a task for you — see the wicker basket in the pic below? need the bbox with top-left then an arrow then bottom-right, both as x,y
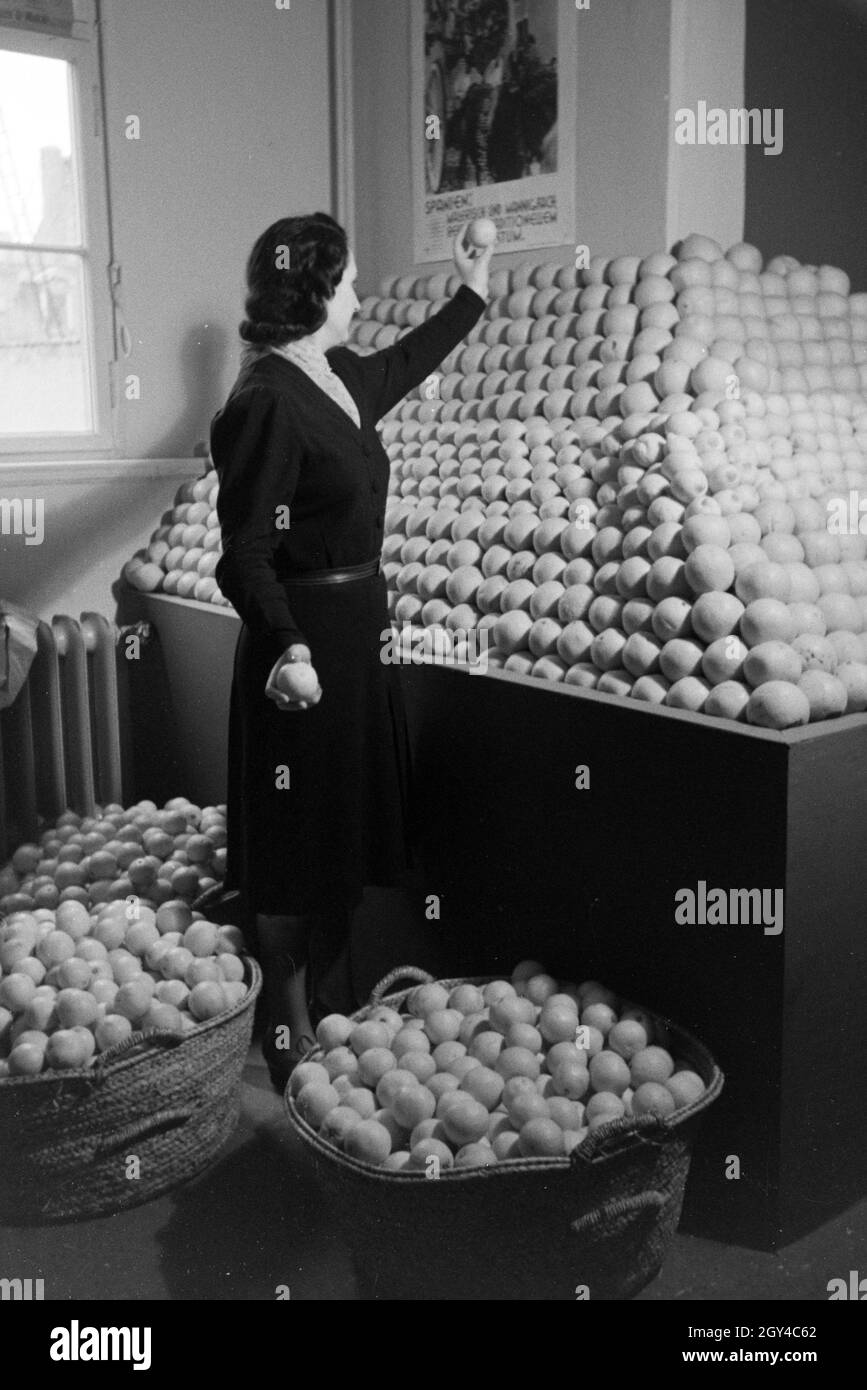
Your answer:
0,957 -> 261,1224
286,967 -> 724,1301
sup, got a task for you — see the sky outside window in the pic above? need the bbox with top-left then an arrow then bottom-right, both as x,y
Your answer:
0,48 -> 79,245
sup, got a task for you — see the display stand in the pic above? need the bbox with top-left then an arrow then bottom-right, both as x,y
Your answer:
133,593 -> 867,1250
401,659 -> 867,1252
127,593 -> 238,808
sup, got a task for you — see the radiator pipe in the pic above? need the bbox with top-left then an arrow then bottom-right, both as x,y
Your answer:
31,620 -> 69,822
51,617 -> 96,817
81,613 -> 124,808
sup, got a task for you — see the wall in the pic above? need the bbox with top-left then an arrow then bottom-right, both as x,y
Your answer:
666,0 -> 746,251
101,0 -> 333,459
744,0 -> 867,291
0,0 -> 334,623
0,459 -> 199,619
350,0 -> 746,295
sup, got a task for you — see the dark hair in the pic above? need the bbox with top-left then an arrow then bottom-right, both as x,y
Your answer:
239,213 -> 349,348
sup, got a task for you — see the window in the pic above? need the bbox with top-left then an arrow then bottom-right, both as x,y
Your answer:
0,2 -> 114,454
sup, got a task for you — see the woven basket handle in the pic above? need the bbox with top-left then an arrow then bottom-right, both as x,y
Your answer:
570,1189 -> 666,1239
95,1107 -> 194,1157
569,1113 -> 666,1165
92,1028 -> 186,1070
369,966 -> 434,1004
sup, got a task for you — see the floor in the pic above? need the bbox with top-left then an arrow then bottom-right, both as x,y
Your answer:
1,885 -> 862,1300
1,1039 -> 863,1303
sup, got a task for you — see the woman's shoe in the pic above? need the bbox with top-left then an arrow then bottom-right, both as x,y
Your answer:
288,1032 -> 316,1066
191,884 -> 246,927
308,949 -> 357,1026
261,1031 -> 316,1095
308,996 -> 332,1030
308,918 -> 357,1025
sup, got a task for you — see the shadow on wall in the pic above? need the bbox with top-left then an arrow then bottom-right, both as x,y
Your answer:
142,322 -> 231,461
108,319 -> 231,617
744,0 -> 867,289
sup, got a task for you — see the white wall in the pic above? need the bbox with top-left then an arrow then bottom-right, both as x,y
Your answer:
666,0 -> 746,252
100,0 -> 334,459
0,460 -> 199,619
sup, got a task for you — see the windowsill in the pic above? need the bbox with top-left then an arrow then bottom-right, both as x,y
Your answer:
135,590 -> 239,619
0,457 -> 203,486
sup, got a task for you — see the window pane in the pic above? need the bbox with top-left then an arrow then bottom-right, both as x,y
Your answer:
0,48 -> 81,248
0,248 -> 93,434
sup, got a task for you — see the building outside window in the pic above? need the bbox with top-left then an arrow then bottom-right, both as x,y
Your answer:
0,0 -> 115,454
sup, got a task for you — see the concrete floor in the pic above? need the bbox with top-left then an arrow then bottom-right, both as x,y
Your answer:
1,1041 -> 863,1302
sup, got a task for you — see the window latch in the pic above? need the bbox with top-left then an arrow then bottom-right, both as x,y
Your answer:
107,262 -> 132,358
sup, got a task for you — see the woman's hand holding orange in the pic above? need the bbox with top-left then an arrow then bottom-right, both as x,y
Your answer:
454,222 -> 495,301
265,644 -> 323,711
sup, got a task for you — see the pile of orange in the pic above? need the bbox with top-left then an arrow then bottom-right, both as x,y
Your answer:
0,802 -> 248,1078
123,233 -> 867,730
0,799 -> 227,917
372,236 -> 867,728
289,962 -> 705,1171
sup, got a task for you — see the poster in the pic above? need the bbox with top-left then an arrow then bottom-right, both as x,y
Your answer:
411,0 -> 577,262
0,0 -> 74,37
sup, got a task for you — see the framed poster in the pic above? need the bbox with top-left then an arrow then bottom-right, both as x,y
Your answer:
411,0 -> 577,262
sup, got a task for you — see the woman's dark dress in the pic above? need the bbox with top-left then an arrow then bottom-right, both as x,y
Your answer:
210,285 -> 486,925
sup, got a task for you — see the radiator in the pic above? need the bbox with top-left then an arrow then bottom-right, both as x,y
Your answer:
0,613 -> 126,860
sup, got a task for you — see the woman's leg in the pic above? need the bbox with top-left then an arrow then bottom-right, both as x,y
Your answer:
307,899 -> 358,1021
256,913 -> 316,1062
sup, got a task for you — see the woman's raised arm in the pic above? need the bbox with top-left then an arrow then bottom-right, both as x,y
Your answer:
340,227 -> 493,422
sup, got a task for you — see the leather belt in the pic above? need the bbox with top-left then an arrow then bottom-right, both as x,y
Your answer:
283,557 -> 381,586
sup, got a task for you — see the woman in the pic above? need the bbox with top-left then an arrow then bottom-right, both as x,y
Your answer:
210,212 -> 490,1089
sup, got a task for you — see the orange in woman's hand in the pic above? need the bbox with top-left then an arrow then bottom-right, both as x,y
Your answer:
467,217 -> 497,249
275,661 -> 320,701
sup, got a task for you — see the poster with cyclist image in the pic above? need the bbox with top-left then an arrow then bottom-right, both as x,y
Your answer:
412,0 -> 577,262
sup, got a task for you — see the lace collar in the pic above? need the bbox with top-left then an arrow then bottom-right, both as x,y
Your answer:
272,335 -> 334,376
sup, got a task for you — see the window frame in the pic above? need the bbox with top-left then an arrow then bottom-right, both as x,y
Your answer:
0,8 -> 116,456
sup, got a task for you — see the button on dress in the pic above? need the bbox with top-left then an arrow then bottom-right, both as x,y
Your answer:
210,286 -> 486,919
